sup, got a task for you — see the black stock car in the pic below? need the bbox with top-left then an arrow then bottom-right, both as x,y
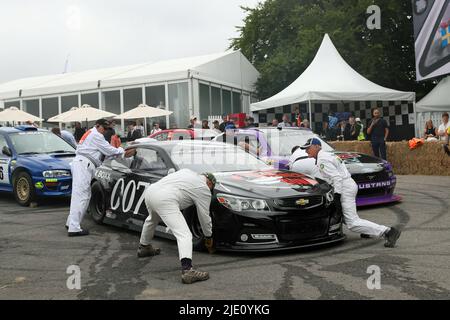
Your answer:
89,141 -> 344,252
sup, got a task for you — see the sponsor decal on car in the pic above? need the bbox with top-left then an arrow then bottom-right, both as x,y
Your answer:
337,153 -> 361,160
35,182 -> 44,189
95,170 -> 111,181
230,171 -> 318,187
358,181 -> 392,189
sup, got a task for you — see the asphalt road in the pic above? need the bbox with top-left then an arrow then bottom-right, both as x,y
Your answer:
0,175 -> 449,300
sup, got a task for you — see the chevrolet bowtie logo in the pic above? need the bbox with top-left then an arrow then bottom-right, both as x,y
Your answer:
296,198 -> 309,206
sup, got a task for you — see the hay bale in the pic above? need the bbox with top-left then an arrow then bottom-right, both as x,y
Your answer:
330,141 -> 450,176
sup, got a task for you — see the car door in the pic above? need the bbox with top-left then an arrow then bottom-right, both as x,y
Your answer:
0,134 -> 12,189
110,147 -> 172,224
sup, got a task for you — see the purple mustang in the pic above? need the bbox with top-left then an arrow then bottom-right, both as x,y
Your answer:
214,127 -> 401,207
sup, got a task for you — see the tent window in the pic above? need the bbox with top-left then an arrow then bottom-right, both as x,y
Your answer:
42,97 -> 59,129
242,94 -> 250,115
103,90 -> 121,115
199,83 -> 210,120
61,95 -> 78,113
23,99 -> 39,117
168,82 -> 189,129
145,85 -> 167,130
211,86 -> 221,116
123,88 -> 142,112
81,93 -> 99,108
222,89 -> 231,115
232,92 -> 241,113
4,101 -> 20,109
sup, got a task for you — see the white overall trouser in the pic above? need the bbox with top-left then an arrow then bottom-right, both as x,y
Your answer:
341,178 -> 388,237
66,156 -> 96,232
140,186 -> 193,260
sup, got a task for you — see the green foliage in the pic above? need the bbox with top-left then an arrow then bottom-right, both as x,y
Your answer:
231,0 -> 437,101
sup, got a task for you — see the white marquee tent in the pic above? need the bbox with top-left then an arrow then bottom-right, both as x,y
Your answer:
416,76 -> 450,136
251,34 -> 415,126
0,51 -> 259,100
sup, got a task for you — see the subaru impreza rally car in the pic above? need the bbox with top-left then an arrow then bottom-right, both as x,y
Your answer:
0,125 -> 75,206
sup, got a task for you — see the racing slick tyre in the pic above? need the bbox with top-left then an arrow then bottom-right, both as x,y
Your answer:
12,171 -> 36,207
89,181 -> 106,224
183,207 -> 207,252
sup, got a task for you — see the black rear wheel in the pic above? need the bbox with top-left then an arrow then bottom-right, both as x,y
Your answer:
89,181 -> 106,224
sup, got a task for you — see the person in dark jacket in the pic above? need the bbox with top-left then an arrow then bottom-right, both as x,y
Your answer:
367,108 -> 389,160
127,121 -> 143,142
74,122 -> 86,143
344,116 -> 360,141
219,114 -> 231,132
103,120 -> 116,144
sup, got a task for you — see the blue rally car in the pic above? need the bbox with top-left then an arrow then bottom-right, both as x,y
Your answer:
0,125 -> 75,206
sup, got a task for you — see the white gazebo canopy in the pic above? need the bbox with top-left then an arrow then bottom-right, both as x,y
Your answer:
251,34 -> 415,113
0,106 -> 43,122
114,104 -> 172,120
48,104 -> 117,123
416,76 -> 450,113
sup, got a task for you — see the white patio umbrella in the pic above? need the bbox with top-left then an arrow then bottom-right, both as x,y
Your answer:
48,104 -> 117,124
47,106 -> 78,122
0,106 -> 43,124
114,103 -> 173,134
114,103 -> 172,119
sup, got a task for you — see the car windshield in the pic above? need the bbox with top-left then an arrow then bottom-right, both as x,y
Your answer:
9,131 -> 75,154
169,143 -> 271,173
259,129 -> 334,156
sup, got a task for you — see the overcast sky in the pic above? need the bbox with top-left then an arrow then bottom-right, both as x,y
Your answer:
0,0 -> 261,84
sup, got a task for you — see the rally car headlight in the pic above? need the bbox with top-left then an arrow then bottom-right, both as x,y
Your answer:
43,170 -> 71,178
216,194 -> 270,212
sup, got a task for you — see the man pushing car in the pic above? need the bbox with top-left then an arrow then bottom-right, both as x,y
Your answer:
135,167 -> 216,284
300,138 -> 401,247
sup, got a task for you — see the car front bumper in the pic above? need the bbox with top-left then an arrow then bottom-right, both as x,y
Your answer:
33,176 -> 72,197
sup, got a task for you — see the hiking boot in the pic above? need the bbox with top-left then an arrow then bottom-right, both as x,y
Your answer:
137,244 -> 161,258
181,268 -> 209,284
384,227 -> 401,248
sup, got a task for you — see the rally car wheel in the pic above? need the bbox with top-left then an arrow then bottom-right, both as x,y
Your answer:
89,181 -> 106,224
13,172 -> 36,207
183,207 -> 206,251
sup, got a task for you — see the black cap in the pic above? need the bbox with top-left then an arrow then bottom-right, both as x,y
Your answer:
96,119 -> 110,127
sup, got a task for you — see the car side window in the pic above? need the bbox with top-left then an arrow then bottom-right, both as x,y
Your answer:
171,132 -> 191,140
131,148 -> 167,172
0,135 -> 9,155
154,132 -> 168,141
109,156 -> 133,171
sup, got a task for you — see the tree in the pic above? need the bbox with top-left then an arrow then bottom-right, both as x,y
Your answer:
231,0 -> 437,101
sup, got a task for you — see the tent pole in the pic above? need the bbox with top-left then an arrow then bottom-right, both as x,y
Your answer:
308,100 -> 312,131
413,100 -> 418,138
144,117 -> 147,136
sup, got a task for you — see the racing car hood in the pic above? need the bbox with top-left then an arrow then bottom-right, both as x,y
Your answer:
334,152 -> 389,175
17,153 -> 74,172
213,169 -> 330,198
